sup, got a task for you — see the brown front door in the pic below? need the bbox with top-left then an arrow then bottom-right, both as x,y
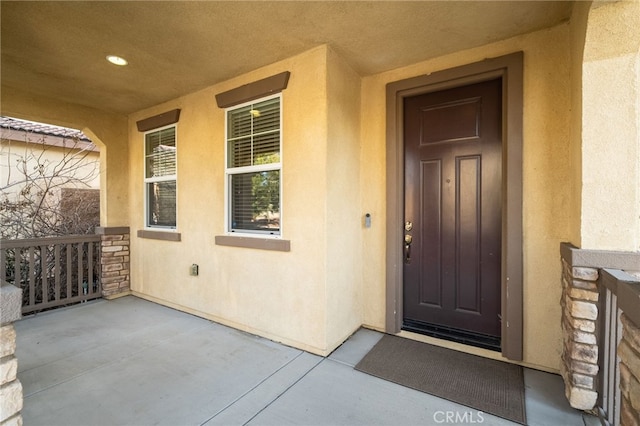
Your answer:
403,78 -> 502,348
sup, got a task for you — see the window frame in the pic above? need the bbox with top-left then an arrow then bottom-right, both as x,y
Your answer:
224,93 -> 283,238
143,123 -> 178,231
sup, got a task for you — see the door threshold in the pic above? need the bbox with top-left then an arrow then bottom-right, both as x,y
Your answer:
402,319 -> 501,352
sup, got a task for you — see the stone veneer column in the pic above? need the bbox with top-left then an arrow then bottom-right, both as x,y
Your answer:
96,227 -> 130,298
0,282 -> 23,426
560,258 -> 600,410
619,313 -> 640,424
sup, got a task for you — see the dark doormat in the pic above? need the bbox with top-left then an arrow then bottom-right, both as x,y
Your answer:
355,334 -> 526,424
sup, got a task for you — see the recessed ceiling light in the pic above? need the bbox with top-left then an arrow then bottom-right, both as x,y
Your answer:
106,55 -> 128,66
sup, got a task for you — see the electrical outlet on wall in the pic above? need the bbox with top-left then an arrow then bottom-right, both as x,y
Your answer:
190,264 -> 199,276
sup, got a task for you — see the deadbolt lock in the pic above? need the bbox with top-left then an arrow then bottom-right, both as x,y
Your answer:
404,234 -> 412,244
405,221 -> 413,232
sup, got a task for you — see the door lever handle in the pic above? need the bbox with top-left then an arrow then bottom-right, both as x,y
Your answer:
404,234 -> 412,263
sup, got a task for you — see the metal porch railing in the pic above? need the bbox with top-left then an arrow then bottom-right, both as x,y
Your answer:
0,235 -> 101,314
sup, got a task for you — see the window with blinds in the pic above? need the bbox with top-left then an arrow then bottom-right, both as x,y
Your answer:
225,95 -> 281,235
144,125 -> 177,228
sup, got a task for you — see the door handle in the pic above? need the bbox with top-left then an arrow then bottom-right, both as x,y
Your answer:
404,234 -> 412,263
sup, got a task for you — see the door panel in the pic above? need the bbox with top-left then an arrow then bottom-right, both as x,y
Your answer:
419,159 -> 442,307
421,98 -> 481,144
456,155 -> 480,313
403,78 -> 502,341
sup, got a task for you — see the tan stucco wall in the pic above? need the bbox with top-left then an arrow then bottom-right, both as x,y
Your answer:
0,87 -> 128,227
580,0 -> 640,251
568,1 -> 591,248
360,24 -> 573,371
128,46 -> 364,355
325,48 -> 363,347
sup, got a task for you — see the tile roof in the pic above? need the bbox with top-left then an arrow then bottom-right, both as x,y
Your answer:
0,116 -> 92,143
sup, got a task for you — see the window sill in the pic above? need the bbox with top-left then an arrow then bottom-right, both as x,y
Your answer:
137,229 -> 181,242
215,235 -> 290,252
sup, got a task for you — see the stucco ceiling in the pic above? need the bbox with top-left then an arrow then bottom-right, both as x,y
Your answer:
1,1 -> 573,115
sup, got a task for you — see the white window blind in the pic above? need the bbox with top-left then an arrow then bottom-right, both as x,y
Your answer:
227,98 -> 280,168
144,125 -> 177,228
226,96 -> 281,235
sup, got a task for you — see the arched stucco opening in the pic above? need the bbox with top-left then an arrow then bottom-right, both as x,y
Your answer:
0,89 -> 130,228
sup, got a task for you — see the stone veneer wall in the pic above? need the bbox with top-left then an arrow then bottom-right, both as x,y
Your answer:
620,313 -> 640,424
560,259 -> 600,410
0,282 -> 23,426
96,227 -> 130,298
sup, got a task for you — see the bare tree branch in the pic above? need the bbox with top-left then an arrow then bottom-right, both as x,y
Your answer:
1,129 -> 100,239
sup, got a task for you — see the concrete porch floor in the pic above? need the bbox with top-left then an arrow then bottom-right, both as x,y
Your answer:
15,296 -> 597,426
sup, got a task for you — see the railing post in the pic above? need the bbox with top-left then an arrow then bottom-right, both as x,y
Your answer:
0,281 -> 23,426
95,227 -> 130,298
